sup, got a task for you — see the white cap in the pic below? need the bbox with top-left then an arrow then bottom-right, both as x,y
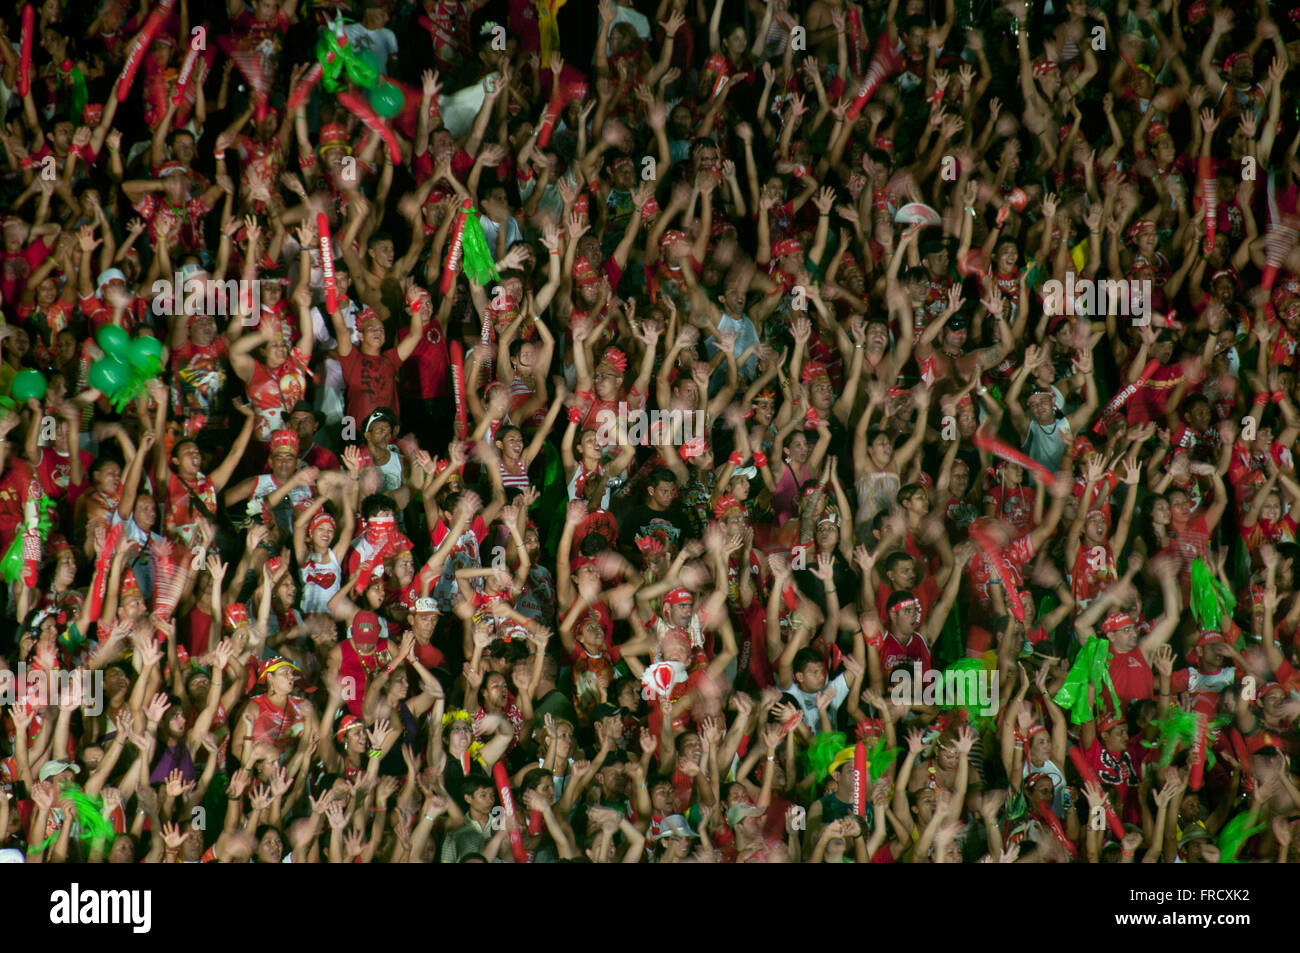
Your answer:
96,268 -> 127,294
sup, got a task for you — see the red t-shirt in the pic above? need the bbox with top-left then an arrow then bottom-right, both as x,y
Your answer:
34,447 -> 93,505
304,444 -> 341,472
1107,646 -> 1153,707
0,237 -> 54,319
879,629 -> 931,675
398,319 -> 450,400
340,348 -> 405,426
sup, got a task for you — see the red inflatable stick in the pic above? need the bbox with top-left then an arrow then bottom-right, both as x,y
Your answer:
845,31 -> 903,120
170,45 -> 200,107
1197,156 -> 1217,254
492,761 -> 529,864
972,426 -> 1055,488
846,7 -> 865,76
450,341 -> 468,440
534,98 -> 560,149
440,199 -> 470,295
117,0 -> 176,101
287,62 -> 324,112
18,5 -> 34,98
1092,359 -> 1160,435
317,213 -> 337,315
1032,798 -> 1079,859
337,90 -> 401,165
969,518 -> 1025,622
86,522 -> 125,624
1068,746 -> 1126,840
1262,214 -> 1300,292
852,741 -> 867,817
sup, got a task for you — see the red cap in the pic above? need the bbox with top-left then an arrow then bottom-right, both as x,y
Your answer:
351,610 -> 381,646
1097,712 -> 1125,733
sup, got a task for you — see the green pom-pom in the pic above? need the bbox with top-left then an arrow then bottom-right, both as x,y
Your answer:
459,206 -> 499,287
1217,812 -> 1266,863
1189,558 -> 1234,631
806,731 -> 847,783
867,736 -> 901,782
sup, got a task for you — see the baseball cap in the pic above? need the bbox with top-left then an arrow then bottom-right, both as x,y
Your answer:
365,407 -> 398,433
96,268 -> 127,295
731,465 -> 758,480
1097,711 -> 1125,733
351,610 -> 382,646
725,802 -> 766,826
591,702 -> 627,723
0,848 -> 23,863
656,814 -> 699,839
414,597 -> 438,615
38,760 -> 81,782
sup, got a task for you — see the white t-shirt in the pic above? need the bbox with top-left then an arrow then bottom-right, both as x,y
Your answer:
342,24 -> 398,73
783,673 -> 850,729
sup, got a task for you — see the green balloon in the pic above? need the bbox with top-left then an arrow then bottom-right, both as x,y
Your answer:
88,356 -> 131,395
129,335 -> 163,371
10,369 -> 46,403
348,49 -> 380,89
368,82 -> 404,118
96,324 -> 130,357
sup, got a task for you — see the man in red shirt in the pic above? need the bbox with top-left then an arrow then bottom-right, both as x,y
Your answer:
287,400 -> 340,471
1075,558 -> 1181,709
332,304 -> 424,429
397,285 -> 452,446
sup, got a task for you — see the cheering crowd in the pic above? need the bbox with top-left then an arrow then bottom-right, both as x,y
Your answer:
0,0 -> 1299,865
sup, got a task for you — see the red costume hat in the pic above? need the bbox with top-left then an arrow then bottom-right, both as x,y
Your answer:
714,493 -> 742,518
225,602 -> 250,630
319,122 -> 352,155
269,429 -> 299,456
572,256 -> 601,288
801,361 -> 829,384
598,347 -> 628,374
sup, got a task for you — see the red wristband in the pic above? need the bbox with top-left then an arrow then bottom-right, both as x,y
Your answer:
1272,389 -> 1286,405
1254,392 -> 1270,407
729,451 -> 744,466
753,451 -> 768,468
